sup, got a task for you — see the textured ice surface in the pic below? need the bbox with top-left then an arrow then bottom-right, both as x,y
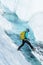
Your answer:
0,13 -> 43,65
0,28 -> 31,65
0,1 -> 43,65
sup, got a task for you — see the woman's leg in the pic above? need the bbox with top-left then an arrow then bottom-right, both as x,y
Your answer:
18,40 -> 25,50
24,39 -> 34,50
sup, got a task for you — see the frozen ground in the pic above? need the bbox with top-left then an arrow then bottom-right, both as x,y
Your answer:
0,13 -> 43,65
0,0 -> 43,65
0,28 -> 31,65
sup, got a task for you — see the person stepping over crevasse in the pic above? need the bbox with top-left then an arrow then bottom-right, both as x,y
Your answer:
17,28 -> 35,51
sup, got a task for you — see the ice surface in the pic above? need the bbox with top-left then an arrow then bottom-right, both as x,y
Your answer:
0,14 -> 43,65
0,15 -> 13,31
1,0 -> 17,12
0,1 -> 43,65
0,28 -> 31,65
29,13 -> 43,41
32,48 -> 43,65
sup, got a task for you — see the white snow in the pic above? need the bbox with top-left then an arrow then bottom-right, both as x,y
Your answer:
0,0 -> 43,65
0,28 -> 31,65
0,15 -> 13,31
16,0 -> 43,21
32,49 -> 43,65
29,13 -> 43,41
0,14 -> 31,65
1,0 -> 43,21
1,0 -> 17,12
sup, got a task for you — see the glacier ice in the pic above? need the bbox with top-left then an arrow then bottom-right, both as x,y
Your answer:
0,28 -> 31,65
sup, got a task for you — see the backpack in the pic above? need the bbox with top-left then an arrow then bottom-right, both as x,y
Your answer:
20,31 -> 26,40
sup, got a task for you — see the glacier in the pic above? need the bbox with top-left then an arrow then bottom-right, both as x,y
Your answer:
0,0 -> 43,65
0,28 -> 31,65
0,13 -> 43,65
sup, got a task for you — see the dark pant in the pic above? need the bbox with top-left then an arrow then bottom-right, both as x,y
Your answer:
18,39 -> 34,50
